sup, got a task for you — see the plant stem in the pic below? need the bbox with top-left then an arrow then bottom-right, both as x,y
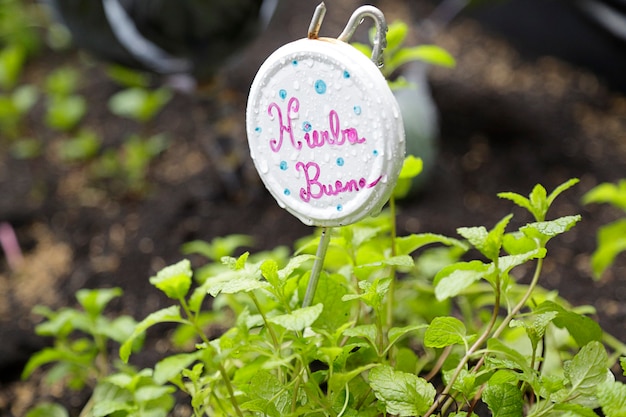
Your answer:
424,282 -> 502,416
303,227 -> 332,308
184,298 -> 244,417
493,258 -> 544,339
249,292 -> 281,351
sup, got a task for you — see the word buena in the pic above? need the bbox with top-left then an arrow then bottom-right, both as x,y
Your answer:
296,161 -> 382,202
268,97 -> 365,153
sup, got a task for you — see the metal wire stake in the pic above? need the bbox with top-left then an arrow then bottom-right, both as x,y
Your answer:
302,227 -> 332,308
308,2 -> 326,39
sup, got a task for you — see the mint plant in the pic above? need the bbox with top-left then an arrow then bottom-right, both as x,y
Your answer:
44,67 -> 86,132
583,179 -> 626,279
23,178 -> 626,416
108,86 -> 172,124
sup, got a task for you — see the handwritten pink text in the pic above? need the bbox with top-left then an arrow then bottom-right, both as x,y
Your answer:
268,97 -> 365,153
296,161 -> 382,202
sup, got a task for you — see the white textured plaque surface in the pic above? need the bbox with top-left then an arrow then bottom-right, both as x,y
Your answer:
246,37 -> 405,226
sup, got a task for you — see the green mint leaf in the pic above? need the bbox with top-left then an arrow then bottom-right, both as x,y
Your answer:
521,215 -> 581,245
369,365 -> 436,416
46,94 -> 86,131
21,347 -> 90,380
394,156 -> 423,199
387,324 -> 428,350
502,232 -> 539,255
261,259 -> 280,289
483,383 -> 524,417
458,214 -> 513,261
529,184 -> 548,221
268,303 -> 323,331
33,308 -> 88,338
597,381 -> 626,417
13,84 -> 39,113
328,364 -> 377,394
456,226 -> 488,252
444,368 -> 477,399
534,301 -> 602,347
108,87 -> 172,123
590,218 -> 626,279
343,324 -> 378,352
424,316 -> 467,349
355,255 -> 415,272
91,398 -> 133,417
99,315 -> 137,345
120,306 -> 185,363
134,385 -> 175,403
512,311 -> 559,351
582,179 -> 626,211
547,178 -> 579,207
487,339 -> 534,376
25,403 -> 69,417
205,261 -> 268,296
181,235 -> 253,261
388,45 -> 456,70
75,287 -> 122,318
342,278 -> 392,310
149,259 -> 192,300
498,192 -> 534,217
396,233 -> 469,256
552,402 -> 605,417
497,249 -> 547,275
385,21 -> 409,54
564,341 -> 609,403
621,357 -> 626,376
154,351 -> 203,384
310,272 -> 351,332
278,254 -> 315,280
398,155 -> 423,180
484,214 -> 514,260
434,260 -> 491,301
245,370 -> 292,417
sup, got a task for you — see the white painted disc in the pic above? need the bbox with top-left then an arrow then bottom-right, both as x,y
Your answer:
246,37 -> 405,226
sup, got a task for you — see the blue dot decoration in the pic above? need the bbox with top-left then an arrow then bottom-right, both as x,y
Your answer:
279,89 -> 287,100
279,161 -> 288,171
373,149 -> 379,156
292,60 -> 298,66
254,126 -> 262,134
337,204 -> 343,212
314,79 -> 327,94
302,121 -> 312,132
353,105 -> 362,115
336,157 -> 344,167
284,189 -> 291,196
343,70 -> 350,79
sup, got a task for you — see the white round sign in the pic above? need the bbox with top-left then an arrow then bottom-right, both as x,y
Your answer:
246,37 -> 405,226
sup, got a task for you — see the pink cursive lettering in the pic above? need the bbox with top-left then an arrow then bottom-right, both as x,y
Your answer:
303,110 -> 366,148
267,97 -> 365,152
268,97 -> 302,152
296,161 -> 382,202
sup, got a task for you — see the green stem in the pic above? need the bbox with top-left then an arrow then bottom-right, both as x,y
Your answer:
493,258 -> 544,339
424,280 -> 502,416
249,292 -> 281,351
303,227 -> 332,307
182,297 -> 244,417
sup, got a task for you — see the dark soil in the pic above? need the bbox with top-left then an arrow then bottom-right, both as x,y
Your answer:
1,0 -> 625,414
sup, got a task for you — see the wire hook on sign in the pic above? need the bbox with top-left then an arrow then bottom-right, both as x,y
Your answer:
308,3 -> 388,67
